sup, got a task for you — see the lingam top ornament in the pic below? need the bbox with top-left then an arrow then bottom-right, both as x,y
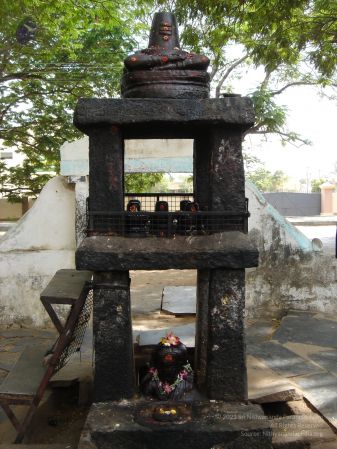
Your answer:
121,12 -> 210,99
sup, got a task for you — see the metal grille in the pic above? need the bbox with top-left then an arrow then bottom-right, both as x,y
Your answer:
55,288 -> 93,372
124,193 -> 193,211
87,194 -> 249,237
88,211 -> 249,237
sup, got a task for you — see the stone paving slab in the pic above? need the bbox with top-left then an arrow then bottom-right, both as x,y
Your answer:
0,337 -> 54,353
0,328 -> 56,339
308,349 -> 337,375
272,315 -> 337,347
161,286 -> 196,315
247,341 -> 323,378
0,352 -> 19,372
293,372 -> 337,431
247,356 -> 301,404
245,319 -> 276,343
136,323 -> 196,347
283,342 -> 335,361
271,414 -> 336,448
0,370 -> 7,383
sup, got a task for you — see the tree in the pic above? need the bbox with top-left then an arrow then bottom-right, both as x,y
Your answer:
125,173 -> 164,193
311,178 -> 328,192
155,0 -> 336,144
0,0 -> 147,200
247,167 -> 288,192
2,1 -> 337,198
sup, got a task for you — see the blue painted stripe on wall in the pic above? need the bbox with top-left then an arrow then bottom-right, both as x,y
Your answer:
61,157 -> 193,175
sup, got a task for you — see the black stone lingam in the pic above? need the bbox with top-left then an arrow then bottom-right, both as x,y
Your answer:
121,12 -> 210,99
141,332 -> 194,401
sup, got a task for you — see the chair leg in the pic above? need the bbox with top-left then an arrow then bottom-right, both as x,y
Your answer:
0,400 -> 23,434
14,402 -> 38,444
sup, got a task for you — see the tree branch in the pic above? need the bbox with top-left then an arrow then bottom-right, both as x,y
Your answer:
245,127 -> 310,146
215,54 -> 249,98
270,81 -> 320,96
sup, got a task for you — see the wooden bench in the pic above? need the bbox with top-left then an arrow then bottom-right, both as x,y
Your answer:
0,269 -> 92,444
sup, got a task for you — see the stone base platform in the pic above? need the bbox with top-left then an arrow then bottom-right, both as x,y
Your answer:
78,400 -> 272,449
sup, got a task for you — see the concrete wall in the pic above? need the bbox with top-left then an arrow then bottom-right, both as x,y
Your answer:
0,176 -> 76,327
246,181 -> 337,318
0,198 -> 35,220
0,199 -> 22,220
60,136 -> 193,175
263,192 -> 321,217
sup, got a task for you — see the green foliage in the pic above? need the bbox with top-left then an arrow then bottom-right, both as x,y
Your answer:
247,168 -> 289,192
165,0 -> 337,77
0,0 -> 148,199
311,178 -> 328,192
125,173 -> 164,193
157,0 -> 336,143
1,0 -> 336,198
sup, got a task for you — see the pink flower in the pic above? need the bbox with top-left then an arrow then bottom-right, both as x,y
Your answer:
163,382 -> 173,394
149,367 -> 157,375
179,369 -> 188,380
165,331 -> 180,346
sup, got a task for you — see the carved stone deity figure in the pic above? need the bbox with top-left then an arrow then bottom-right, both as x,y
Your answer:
121,12 -> 210,98
141,332 -> 194,400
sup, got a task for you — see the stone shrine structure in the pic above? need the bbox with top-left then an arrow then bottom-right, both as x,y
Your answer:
75,12 -> 272,449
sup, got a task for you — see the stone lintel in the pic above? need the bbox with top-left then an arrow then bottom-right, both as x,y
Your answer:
78,400 -> 272,449
74,97 -> 255,134
75,233 -> 259,271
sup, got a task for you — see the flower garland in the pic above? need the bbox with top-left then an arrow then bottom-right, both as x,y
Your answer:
148,363 -> 193,396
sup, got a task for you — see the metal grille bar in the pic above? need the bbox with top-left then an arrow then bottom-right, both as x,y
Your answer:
87,194 -> 249,237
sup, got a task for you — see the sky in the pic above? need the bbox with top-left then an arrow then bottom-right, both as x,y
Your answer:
244,86 -> 337,182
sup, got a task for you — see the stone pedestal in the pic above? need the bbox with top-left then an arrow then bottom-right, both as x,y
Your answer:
78,400 -> 272,449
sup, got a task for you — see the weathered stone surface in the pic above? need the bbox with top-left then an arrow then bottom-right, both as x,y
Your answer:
193,135 -> 211,210
247,356 -> 301,404
74,98 -> 255,134
76,233 -> 259,271
209,127 -> 246,212
247,341 -> 322,378
161,286 -> 196,315
193,127 -> 246,214
136,323 -> 195,347
0,352 -> 19,372
308,349 -> 337,374
78,400 -> 272,449
206,269 -> 247,401
271,413 -> 336,448
270,401 -> 337,447
246,319 -> 276,343
195,269 -> 209,389
87,127 -> 124,213
272,315 -> 337,347
292,373 -> 337,430
93,271 -> 135,402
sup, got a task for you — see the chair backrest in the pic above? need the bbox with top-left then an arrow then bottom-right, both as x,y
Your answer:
47,283 -> 93,374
